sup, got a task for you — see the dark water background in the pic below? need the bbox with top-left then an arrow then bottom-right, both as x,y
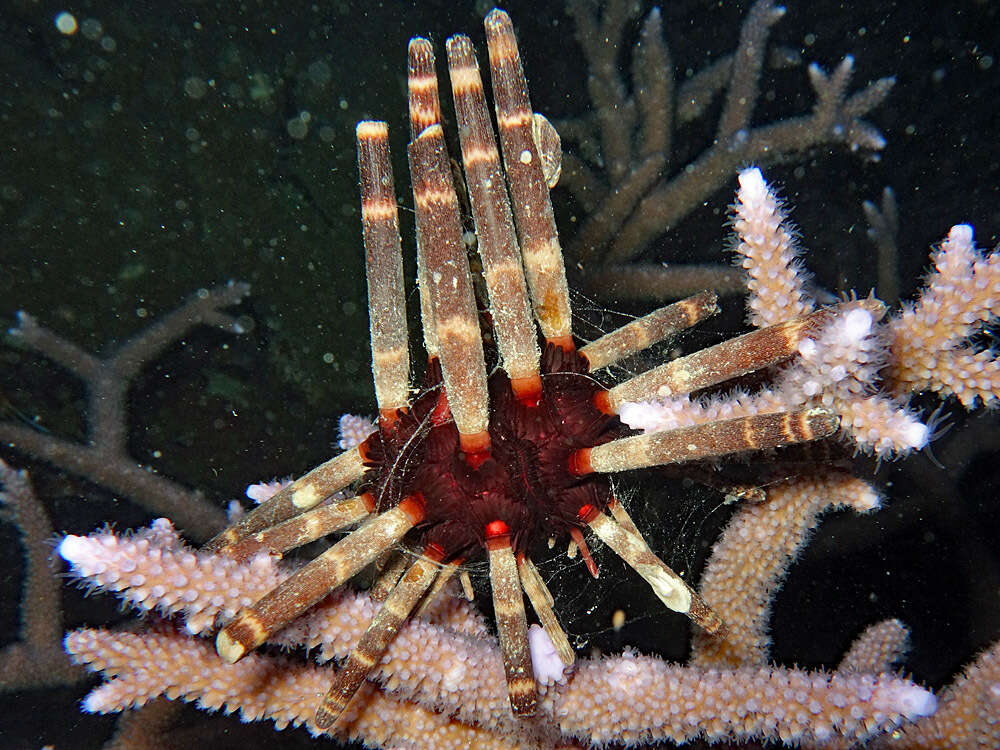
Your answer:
1,0 -> 998,747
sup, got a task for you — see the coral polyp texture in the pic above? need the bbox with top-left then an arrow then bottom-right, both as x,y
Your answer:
3,5 -> 998,750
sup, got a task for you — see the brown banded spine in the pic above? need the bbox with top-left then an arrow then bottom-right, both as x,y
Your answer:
606,299 -> 885,411
204,447 -> 366,551
407,38 -> 442,360
484,9 -> 573,346
357,121 -> 410,417
580,291 -> 720,371
606,496 -> 642,538
407,38 -> 442,138
215,497 -> 424,664
572,408 -> 840,475
408,124 -> 491,451
367,550 -> 410,604
605,310 -> 822,409
446,34 -> 541,402
487,531 -> 538,716
517,554 -> 574,666
583,509 -> 725,636
219,494 -> 371,562
315,549 -> 442,729
414,557 -> 463,616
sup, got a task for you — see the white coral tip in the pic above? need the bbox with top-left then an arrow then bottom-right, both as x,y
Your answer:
856,486 -> 882,511
841,308 -> 873,342
618,401 -> 661,432
902,420 -> 930,450
737,167 -> 767,200
58,535 -> 94,566
947,224 -> 973,245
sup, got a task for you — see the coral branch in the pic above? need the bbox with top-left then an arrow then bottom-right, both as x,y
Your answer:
881,641 -> 1000,749
2,283 -> 250,538
886,224 -> 1000,407
552,651 -> 934,746
66,625 -> 542,750
0,459 -> 82,689
560,0 -> 894,278
691,472 -> 881,668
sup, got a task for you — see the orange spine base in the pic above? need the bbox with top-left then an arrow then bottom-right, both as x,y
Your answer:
423,542 -> 446,562
397,494 -> 426,524
429,388 -> 451,426
592,389 -> 614,415
460,430 -> 492,469
576,503 -> 599,524
510,373 -> 543,408
568,447 -> 594,476
485,519 -> 511,547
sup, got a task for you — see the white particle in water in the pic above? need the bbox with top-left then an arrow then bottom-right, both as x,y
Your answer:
55,12 -> 78,35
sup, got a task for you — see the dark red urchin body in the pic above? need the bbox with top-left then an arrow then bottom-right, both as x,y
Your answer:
212,9 -> 839,729
361,345 -> 625,563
